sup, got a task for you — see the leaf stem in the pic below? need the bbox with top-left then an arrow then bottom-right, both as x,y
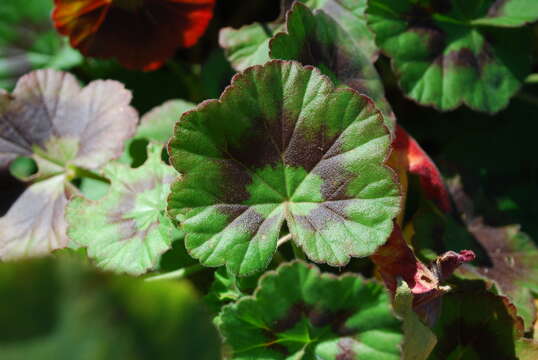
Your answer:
277,233 -> 292,247
144,263 -> 205,282
69,165 -> 109,183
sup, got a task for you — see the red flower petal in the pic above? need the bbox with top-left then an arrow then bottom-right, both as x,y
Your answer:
53,0 -> 215,70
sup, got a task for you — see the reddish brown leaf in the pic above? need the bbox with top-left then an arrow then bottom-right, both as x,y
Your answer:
372,223 -> 474,323
392,125 -> 451,213
448,177 -> 538,330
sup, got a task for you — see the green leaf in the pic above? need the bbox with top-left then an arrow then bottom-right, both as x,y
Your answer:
218,261 -> 402,359
121,99 -> 195,166
136,99 -> 196,145
367,0 -> 533,113
516,339 -> 538,360
204,268 -> 246,314
66,144 -> 178,275
429,280 -> 522,360
270,2 -> 394,132
219,23 -> 276,72
220,0 -> 377,71
394,279 -> 437,360
301,0 -> 377,60
0,69 -> 137,260
168,60 -> 401,276
0,0 -> 82,89
204,267 -> 260,314
471,0 -> 538,27
77,177 -> 109,201
0,255 -> 221,360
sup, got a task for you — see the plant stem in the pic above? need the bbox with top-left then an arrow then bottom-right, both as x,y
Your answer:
277,233 -> 292,247
144,264 -> 205,282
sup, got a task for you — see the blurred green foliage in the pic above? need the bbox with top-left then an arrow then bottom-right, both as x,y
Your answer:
0,254 -> 220,360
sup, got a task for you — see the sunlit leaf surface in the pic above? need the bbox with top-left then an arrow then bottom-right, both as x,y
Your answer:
168,60 -> 400,275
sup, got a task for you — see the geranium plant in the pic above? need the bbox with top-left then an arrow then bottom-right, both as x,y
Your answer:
1,0 -> 538,359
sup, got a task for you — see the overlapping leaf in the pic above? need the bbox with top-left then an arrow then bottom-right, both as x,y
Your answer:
220,0 -> 377,72
0,0 -> 82,89
429,280 -> 523,360
0,69 -> 138,259
270,3 -> 452,212
270,2 -> 392,129
168,60 -> 401,276
219,23 -> 276,72
367,0 -> 535,113
302,0 -> 377,59
217,261 -> 402,359
67,144 -> 178,275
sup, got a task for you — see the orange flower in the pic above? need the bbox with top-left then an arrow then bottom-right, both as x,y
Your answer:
53,0 -> 215,70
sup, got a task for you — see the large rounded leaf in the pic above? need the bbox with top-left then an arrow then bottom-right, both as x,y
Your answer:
168,60 -> 400,276
217,261 -> 402,359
